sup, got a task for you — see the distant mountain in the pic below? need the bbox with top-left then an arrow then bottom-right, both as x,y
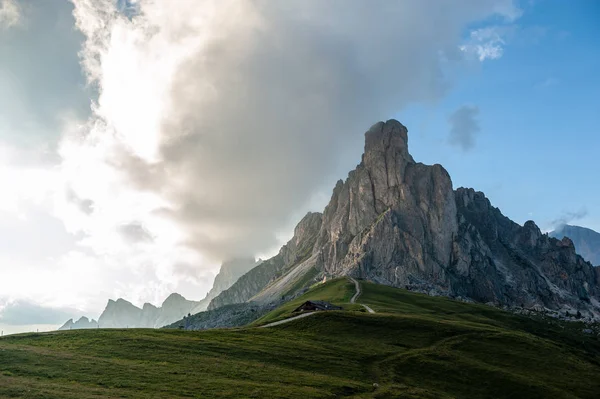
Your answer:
58,258 -> 259,330
550,225 -> 600,266
58,294 -> 199,330
59,316 -> 98,330
193,258 -> 260,312
207,120 -> 600,317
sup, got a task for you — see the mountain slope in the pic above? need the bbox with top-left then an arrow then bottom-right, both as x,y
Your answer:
550,225 -> 600,266
208,120 -> 600,316
4,279 -> 600,399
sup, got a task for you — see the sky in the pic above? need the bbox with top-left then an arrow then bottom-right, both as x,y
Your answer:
0,0 -> 598,335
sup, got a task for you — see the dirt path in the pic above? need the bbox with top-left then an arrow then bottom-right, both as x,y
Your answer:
349,277 -> 376,314
259,312 -> 315,328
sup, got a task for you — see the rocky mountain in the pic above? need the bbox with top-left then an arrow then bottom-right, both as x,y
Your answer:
550,225 -> 600,266
96,294 -> 201,328
207,120 -> 600,317
59,316 -> 98,330
58,294 -> 200,330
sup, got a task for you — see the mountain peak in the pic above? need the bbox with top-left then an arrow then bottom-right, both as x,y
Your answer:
162,293 -> 186,306
364,119 -> 412,161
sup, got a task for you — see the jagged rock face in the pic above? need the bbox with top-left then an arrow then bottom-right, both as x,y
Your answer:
450,188 -> 600,310
314,120 -> 458,288
208,212 -> 322,310
550,225 -> 600,266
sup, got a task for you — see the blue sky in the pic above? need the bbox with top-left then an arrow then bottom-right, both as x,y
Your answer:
399,0 -> 600,231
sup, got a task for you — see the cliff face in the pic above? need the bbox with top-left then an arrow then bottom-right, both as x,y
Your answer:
208,120 -> 600,315
450,189 -> 600,310
312,120 -> 458,289
550,225 -> 600,266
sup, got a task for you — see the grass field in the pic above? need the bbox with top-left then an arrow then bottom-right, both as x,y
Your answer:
1,279 -> 599,398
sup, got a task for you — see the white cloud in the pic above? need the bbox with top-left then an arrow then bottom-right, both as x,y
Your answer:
460,26 -> 509,61
0,0 -> 21,29
493,1 -> 523,21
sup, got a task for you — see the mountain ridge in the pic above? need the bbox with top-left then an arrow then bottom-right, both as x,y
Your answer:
59,258 -> 259,330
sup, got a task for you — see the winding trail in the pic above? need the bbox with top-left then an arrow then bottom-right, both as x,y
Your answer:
261,277 -> 375,328
349,277 -> 376,314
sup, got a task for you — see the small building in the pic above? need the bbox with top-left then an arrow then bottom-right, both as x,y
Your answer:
293,300 -> 342,313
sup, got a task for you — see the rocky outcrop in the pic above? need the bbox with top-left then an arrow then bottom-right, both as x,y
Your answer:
313,120 -> 458,288
550,225 -> 600,266
208,119 -> 600,317
58,316 -> 98,330
208,212 -> 323,310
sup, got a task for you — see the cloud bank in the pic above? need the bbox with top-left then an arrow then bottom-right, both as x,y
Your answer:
60,1 -> 519,276
0,1 -> 521,318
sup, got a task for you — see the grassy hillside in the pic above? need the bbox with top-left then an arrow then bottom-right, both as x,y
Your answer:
251,277 -> 363,326
1,280 -> 599,398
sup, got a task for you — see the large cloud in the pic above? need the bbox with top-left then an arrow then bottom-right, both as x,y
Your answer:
60,0 -> 520,280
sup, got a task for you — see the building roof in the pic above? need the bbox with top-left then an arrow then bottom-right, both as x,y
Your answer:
293,300 -> 342,312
